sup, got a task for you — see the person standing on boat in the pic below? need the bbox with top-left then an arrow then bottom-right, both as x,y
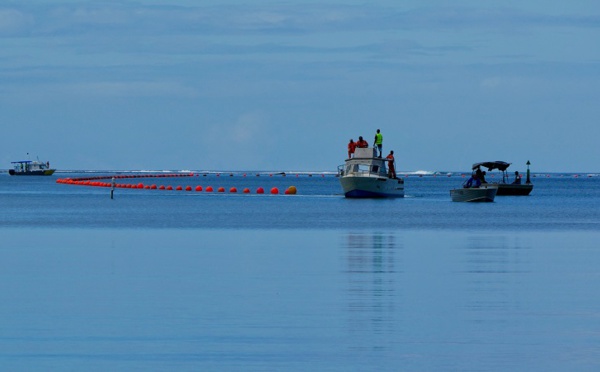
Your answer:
356,136 -> 369,148
347,139 -> 356,159
374,129 -> 383,157
386,150 -> 396,179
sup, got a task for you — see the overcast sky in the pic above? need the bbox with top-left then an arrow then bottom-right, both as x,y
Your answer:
1,1 -> 599,172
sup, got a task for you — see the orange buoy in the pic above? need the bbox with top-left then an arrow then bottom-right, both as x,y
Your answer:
159,185 -> 165,190
138,183 -> 144,188
217,187 -> 225,192
243,188 -> 250,193
166,185 -> 173,190
230,187 -> 237,193
185,186 -> 192,191
256,187 -> 264,194
176,186 -> 183,191
270,187 -> 279,194
195,185 -> 202,192
150,184 -> 157,189
285,186 -> 297,195
206,186 -> 213,192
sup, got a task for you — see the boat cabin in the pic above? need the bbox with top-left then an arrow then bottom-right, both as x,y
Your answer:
339,148 -> 389,178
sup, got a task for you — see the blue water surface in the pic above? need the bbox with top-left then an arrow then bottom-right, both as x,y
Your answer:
1,172 -> 599,371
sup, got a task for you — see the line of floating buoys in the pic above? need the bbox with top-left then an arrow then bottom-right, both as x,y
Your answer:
56,175 -> 298,195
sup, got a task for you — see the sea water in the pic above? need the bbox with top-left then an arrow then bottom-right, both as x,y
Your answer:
1,172 -> 599,371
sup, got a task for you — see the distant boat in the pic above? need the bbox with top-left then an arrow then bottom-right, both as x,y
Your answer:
8,160 -> 55,176
472,161 -> 533,196
338,147 -> 404,198
450,184 -> 498,202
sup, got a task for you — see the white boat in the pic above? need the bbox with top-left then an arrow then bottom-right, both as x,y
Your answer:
450,184 -> 498,202
8,159 -> 55,176
338,148 -> 404,198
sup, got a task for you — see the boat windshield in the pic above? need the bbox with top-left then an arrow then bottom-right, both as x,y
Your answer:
345,163 -> 385,176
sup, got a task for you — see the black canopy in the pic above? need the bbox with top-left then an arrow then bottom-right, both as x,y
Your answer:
472,161 -> 511,171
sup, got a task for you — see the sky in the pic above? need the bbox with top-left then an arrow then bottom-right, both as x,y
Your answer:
1,1 -> 599,173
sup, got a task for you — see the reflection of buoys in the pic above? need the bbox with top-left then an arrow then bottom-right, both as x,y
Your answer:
206,186 -> 213,192
285,186 -> 297,195
230,187 -> 237,193
218,187 -> 225,192
185,186 -> 192,191
256,187 -> 264,194
195,186 -> 202,192
270,187 -> 279,194
243,188 -> 250,193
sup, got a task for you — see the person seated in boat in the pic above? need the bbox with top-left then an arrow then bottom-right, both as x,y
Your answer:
355,136 -> 369,148
347,139 -> 356,159
386,150 -> 397,179
512,171 -> 521,184
464,171 -> 482,188
475,167 -> 487,184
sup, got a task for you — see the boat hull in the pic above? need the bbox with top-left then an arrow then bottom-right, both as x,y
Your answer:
8,169 -> 55,176
340,176 -> 404,198
450,185 -> 497,202
496,183 -> 533,196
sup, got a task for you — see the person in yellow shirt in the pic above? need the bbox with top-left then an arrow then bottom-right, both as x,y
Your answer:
374,129 -> 383,157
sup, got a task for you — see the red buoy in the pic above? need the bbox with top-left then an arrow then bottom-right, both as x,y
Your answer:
256,187 -> 264,194
217,187 -> 225,192
243,188 -> 250,193
270,187 -> 279,194
185,186 -> 192,191
195,186 -> 202,192
166,186 -> 173,190
159,185 -> 165,190
206,186 -> 213,192
230,187 -> 237,193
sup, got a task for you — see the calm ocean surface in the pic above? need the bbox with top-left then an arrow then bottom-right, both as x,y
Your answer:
1,172 -> 600,371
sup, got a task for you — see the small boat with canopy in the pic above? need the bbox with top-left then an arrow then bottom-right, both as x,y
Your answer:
472,161 -> 533,196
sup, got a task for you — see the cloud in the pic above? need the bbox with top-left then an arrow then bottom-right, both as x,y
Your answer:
3,3 -> 598,39
0,8 -> 34,36
230,111 -> 269,144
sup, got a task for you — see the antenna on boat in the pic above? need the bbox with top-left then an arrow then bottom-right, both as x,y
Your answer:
526,160 -> 531,184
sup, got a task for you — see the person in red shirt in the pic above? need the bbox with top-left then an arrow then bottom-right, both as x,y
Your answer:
355,136 -> 369,148
347,139 -> 356,158
386,150 -> 396,179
